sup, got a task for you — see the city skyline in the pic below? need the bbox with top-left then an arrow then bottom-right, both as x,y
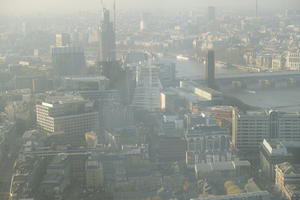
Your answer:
1,0 -> 300,200
1,0 -> 300,15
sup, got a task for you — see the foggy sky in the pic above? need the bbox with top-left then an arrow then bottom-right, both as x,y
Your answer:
1,0 -> 300,15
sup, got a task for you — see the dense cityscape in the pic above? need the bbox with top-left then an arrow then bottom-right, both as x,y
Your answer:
1,1 -> 300,200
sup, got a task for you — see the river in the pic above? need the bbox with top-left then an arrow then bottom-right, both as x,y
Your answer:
159,56 -> 243,79
160,57 -> 300,111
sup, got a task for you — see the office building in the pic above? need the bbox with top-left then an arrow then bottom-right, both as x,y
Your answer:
205,50 -> 216,89
157,136 -> 186,162
194,160 -> 251,179
56,33 -> 71,47
15,75 -> 53,92
132,65 -> 162,111
32,78 -> 53,93
36,94 -> 99,145
232,110 -> 300,151
180,81 -> 222,102
186,125 -> 234,168
86,156 -> 104,190
63,76 -> 109,92
157,62 -> 176,87
260,139 -> 295,182
208,6 -> 216,21
52,46 -> 86,76
98,8 -> 116,62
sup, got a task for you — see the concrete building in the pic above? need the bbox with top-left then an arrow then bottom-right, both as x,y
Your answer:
180,81 -> 222,103
275,162 -> 300,200
272,55 -> 285,71
206,49 -> 216,88
52,46 -> 86,76
232,110 -> 300,151
259,139 -> 294,182
36,94 -> 99,146
185,125 -> 234,168
157,136 -> 186,162
156,62 -> 176,88
287,51 -> 300,70
86,156 -> 104,190
191,191 -> 270,200
55,33 -> 71,47
179,81 -> 223,105
98,8 -> 116,62
194,87 -> 222,102
208,6 -> 216,21
63,76 -> 109,91
195,160 -> 251,179
132,65 -> 162,111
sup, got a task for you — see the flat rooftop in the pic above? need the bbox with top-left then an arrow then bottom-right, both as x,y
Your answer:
64,76 -> 108,81
42,94 -> 85,106
277,162 -> 300,175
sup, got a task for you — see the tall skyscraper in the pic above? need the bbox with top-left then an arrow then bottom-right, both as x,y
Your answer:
52,46 -> 86,76
56,33 -> 71,47
98,6 -> 116,62
132,64 -> 162,111
205,49 -> 215,89
208,6 -> 216,21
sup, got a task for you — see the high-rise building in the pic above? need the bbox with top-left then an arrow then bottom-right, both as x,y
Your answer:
52,46 -> 86,76
132,64 -> 162,111
205,49 -> 215,89
56,33 -> 71,47
232,110 -> 300,151
36,94 -> 99,145
98,8 -> 116,62
86,156 -> 104,190
208,6 -> 216,21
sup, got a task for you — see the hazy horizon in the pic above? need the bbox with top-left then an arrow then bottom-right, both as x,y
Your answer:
1,0 -> 300,15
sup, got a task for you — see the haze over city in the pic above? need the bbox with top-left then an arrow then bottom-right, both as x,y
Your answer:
1,0 -> 300,14
1,0 -> 300,200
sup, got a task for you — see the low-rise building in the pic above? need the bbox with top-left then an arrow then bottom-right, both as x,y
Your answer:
195,160 -> 251,179
259,139 -> 296,182
191,191 -> 271,200
287,51 -> 300,70
232,110 -> 300,152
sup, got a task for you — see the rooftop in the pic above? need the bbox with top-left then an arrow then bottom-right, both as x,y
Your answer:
64,76 -> 108,81
44,94 -> 85,105
285,184 -> 300,196
195,161 -> 250,172
276,162 -> 300,175
262,139 -> 289,156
